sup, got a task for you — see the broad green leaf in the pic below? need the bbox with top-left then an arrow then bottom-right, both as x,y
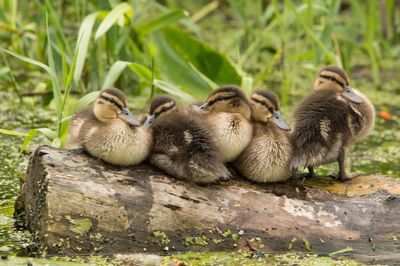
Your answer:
153,31 -> 210,99
127,63 -> 152,81
73,12 -> 100,83
153,79 -> 194,102
153,27 -> 241,99
0,129 -> 29,137
95,3 -> 133,40
138,10 -> 187,34
188,62 -> 219,90
102,61 -> 152,89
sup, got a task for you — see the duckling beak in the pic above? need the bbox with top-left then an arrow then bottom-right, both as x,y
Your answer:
343,85 -> 363,103
199,102 -> 209,111
191,102 -> 209,113
272,110 -> 291,131
143,114 -> 155,130
120,108 -> 141,126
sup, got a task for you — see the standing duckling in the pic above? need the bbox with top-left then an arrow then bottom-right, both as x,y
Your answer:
143,95 -> 230,184
67,88 -> 152,166
290,66 -> 375,181
235,90 -> 292,182
197,86 -> 253,162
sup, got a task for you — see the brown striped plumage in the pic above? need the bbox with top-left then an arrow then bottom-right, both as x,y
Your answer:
290,67 -> 375,181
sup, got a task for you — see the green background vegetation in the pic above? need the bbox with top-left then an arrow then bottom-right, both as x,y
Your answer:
0,0 -> 399,264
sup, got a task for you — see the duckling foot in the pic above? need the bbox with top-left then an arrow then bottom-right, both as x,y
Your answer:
329,173 -> 359,182
294,166 -> 315,180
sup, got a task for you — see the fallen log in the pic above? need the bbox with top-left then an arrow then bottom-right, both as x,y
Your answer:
15,145 -> 400,264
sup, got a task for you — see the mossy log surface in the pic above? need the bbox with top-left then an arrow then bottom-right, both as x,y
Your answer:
16,145 -> 400,264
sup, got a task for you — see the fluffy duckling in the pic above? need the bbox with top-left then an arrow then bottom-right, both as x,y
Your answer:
290,66 -> 375,181
66,88 -> 152,166
144,95 -> 230,184
235,90 -> 292,182
197,86 -> 253,162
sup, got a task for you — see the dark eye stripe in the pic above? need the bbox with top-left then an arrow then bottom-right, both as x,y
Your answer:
207,95 -> 236,106
252,97 -> 273,112
320,74 -> 345,88
154,104 -> 175,117
100,96 -> 124,110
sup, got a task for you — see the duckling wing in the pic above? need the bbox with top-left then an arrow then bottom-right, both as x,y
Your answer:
151,114 -> 228,183
290,91 -> 352,170
66,106 -> 95,149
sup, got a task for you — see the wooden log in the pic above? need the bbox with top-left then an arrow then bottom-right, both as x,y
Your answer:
15,145 -> 400,264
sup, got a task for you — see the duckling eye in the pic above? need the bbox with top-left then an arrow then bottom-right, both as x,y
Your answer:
268,107 -> 274,113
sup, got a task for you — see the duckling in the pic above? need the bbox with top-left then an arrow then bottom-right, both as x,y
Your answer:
235,90 -> 292,182
197,86 -> 253,162
290,66 -> 375,181
66,88 -> 152,166
143,95 -> 230,184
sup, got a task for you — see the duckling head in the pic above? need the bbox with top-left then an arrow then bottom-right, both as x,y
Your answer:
250,90 -> 290,130
143,95 -> 178,128
199,86 -> 251,120
93,88 -> 141,126
314,66 -> 363,103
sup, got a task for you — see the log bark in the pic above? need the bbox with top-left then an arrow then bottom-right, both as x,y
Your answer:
16,145 -> 400,264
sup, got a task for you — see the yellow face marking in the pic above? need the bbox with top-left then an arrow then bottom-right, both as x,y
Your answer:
153,101 -> 175,116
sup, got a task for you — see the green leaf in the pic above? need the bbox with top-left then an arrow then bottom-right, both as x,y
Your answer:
102,61 -> 152,89
164,27 -> 242,85
241,76 -> 253,96
0,129 -> 29,137
73,12 -> 99,83
303,238 -> 312,252
188,62 -> 219,90
95,2 -> 133,40
153,27 -> 241,99
0,67 -> 10,76
19,129 -> 38,154
1,49 -> 62,119
138,10 -> 187,34
36,128 -> 58,141
127,63 -> 152,81
153,79 -> 194,102
74,91 -> 100,111
329,246 -> 353,256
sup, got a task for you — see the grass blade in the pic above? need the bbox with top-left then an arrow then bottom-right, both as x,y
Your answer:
153,79 -> 194,102
1,49 -> 62,114
0,129 -> 29,137
95,2 -> 133,40
19,129 -> 37,154
46,14 -> 63,120
102,61 -> 152,89
138,10 -> 187,34
73,12 -> 99,83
